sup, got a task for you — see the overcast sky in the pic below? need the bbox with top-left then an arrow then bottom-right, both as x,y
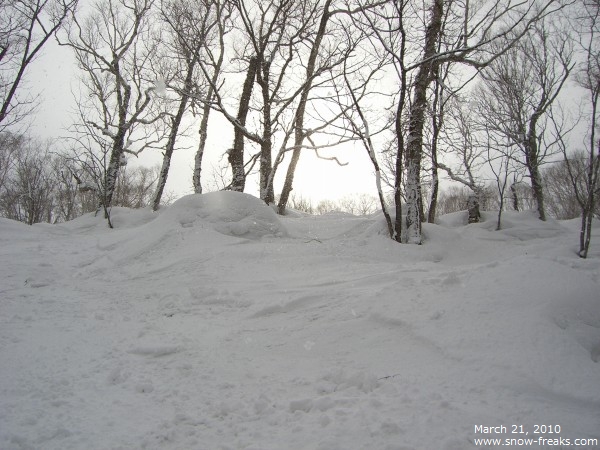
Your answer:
25,38 -> 379,205
26,30 -> 591,208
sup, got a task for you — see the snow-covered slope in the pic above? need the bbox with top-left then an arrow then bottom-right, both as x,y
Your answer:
1,192 -> 599,450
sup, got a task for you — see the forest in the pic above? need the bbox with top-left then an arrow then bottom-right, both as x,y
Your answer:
1,0 -> 599,256
2,2 -> 600,448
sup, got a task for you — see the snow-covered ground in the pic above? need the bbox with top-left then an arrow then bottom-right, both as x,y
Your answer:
1,191 -> 599,450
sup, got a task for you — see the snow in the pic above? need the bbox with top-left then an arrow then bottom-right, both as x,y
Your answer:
1,192 -> 599,450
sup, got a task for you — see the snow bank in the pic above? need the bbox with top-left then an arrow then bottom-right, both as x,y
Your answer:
59,207 -> 157,232
160,191 -> 286,239
1,207 -> 599,450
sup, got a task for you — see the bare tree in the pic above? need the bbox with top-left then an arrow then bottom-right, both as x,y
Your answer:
0,134 -> 57,224
360,0 -> 568,244
52,153 -> 81,222
0,0 -> 77,132
0,130 -> 166,224
113,165 -> 160,209
276,0 -> 335,212
287,193 -> 314,214
563,0 -> 600,257
235,0 -> 317,204
543,155 -> 590,219
192,0 -> 230,195
0,131 -> 19,191
436,96 -> 487,222
60,0 -> 166,226
477,20 -> 574,222
483,124 -> 526,230
151,0 -> 231,210
158,0 -> 231,196
179,0 -> 302,198
150,8 -> 194,211
316,198 -> 341,215
61,136 -> 163,218
276,1 -> 392,214
338,193 -> 378,215
426,63 -> 448,224
184,0 -> 351,206
336,25 -> 394,236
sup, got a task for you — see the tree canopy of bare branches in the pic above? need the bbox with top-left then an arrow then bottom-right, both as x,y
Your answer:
60,0 -> 167,224
0,0 -> 77,132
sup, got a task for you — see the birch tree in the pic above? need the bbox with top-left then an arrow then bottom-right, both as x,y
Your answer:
276,0 -> 335,212
361,0 -> 568,243
477,21 -> 573,222
188,0 -> 348,205
61,0 -> 165,225
435,96 -> 488,221
276,0 -> 388,214
235,0 -> 321,204
152,0 -> 231,209
565,0 -> 600,257
337,25 -> 394,236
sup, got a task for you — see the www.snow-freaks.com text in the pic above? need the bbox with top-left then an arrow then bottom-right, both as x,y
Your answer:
472,424 -> 598,447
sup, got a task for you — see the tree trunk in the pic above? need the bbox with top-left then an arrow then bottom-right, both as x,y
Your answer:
152,112 -> 183,211
104,57 -> 131,215
193,41 -> 225,194
404,0 -> 443,244
393,98 -> 404,242
153,59 -> 195,210
525,106 -> 547,221
193,100 -> 211,194
467,193 -> 480,223
393,20 -> 408,243
428,69 -> 443,224
257,61 -> 275,204
580,138 -> 599,258
428,169 -> 438,223
103,128 -> 127,211
230,57 -> 258,192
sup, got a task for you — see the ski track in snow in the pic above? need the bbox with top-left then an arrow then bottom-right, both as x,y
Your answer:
1,196 -> 599,450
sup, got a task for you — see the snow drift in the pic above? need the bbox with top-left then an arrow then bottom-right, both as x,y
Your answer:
0,197 -> 599,450
158,191 -> 287,239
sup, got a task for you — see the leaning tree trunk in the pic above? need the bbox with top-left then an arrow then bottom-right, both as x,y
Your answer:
229,57 -> 258,192
153,59 -> 195,210
152,110 -> 185,211
193,39 -> 224,194
404,0 -> 443,244
277,0 -> 331,215
193,99 -> 211,194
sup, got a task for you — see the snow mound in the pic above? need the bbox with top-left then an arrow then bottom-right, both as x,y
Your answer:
361,211 -> 462,245
0,217 -> 39,238
480,210 -> 567,239
58,206 -> 157,232
435,210 -> 469,228
162,191 -> 286,239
